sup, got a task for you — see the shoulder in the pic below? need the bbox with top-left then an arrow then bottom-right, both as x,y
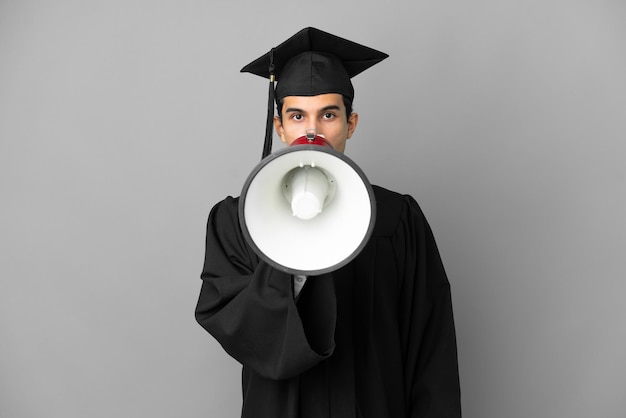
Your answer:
209,196 -> 240,222
371,185 -> 426,237
205,196 -> 244,240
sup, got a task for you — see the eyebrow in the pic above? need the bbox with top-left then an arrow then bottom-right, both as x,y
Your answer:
284,105 -> 342,114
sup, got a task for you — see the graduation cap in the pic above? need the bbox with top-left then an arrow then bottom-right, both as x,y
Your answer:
241,27 -> 389,158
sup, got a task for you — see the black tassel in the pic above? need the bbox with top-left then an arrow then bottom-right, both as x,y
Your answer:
262,49 -> 276,159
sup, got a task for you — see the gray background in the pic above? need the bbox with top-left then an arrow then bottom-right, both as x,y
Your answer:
1,0 -> 625,417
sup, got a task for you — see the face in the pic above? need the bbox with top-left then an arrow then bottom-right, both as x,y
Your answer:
273,93 -> 358,153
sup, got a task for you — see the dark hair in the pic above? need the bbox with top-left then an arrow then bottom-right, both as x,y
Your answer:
276,96 -> 354,122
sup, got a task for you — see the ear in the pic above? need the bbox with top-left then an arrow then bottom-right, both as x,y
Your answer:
346,112 -> 359,139
273,116 -> 287,143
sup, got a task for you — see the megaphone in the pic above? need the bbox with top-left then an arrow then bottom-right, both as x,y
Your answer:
239,135 -> 376,276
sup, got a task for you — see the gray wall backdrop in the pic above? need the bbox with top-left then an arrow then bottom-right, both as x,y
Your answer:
1,1 -> 624,417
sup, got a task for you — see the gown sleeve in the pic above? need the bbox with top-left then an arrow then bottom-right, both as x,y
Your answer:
195,197 -> 336,380
396,196 -> 462,417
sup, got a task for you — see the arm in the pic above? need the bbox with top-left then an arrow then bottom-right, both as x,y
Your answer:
195,197 -> 335,380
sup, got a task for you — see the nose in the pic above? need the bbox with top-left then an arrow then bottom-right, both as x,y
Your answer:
306,124 -> 324,139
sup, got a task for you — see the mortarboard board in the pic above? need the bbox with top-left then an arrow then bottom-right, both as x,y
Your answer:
241,27 -> 388,158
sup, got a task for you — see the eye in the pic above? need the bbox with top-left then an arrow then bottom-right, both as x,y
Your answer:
290,113 -> 304,121
322,112 -> 336,120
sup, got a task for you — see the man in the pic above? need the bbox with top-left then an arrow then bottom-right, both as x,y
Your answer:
196,27 -> 462,417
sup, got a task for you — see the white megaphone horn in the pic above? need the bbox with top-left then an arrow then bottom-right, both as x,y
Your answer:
239,133 -> 376,276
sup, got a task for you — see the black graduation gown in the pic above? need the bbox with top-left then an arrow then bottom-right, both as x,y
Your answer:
195,185 -> 461,417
